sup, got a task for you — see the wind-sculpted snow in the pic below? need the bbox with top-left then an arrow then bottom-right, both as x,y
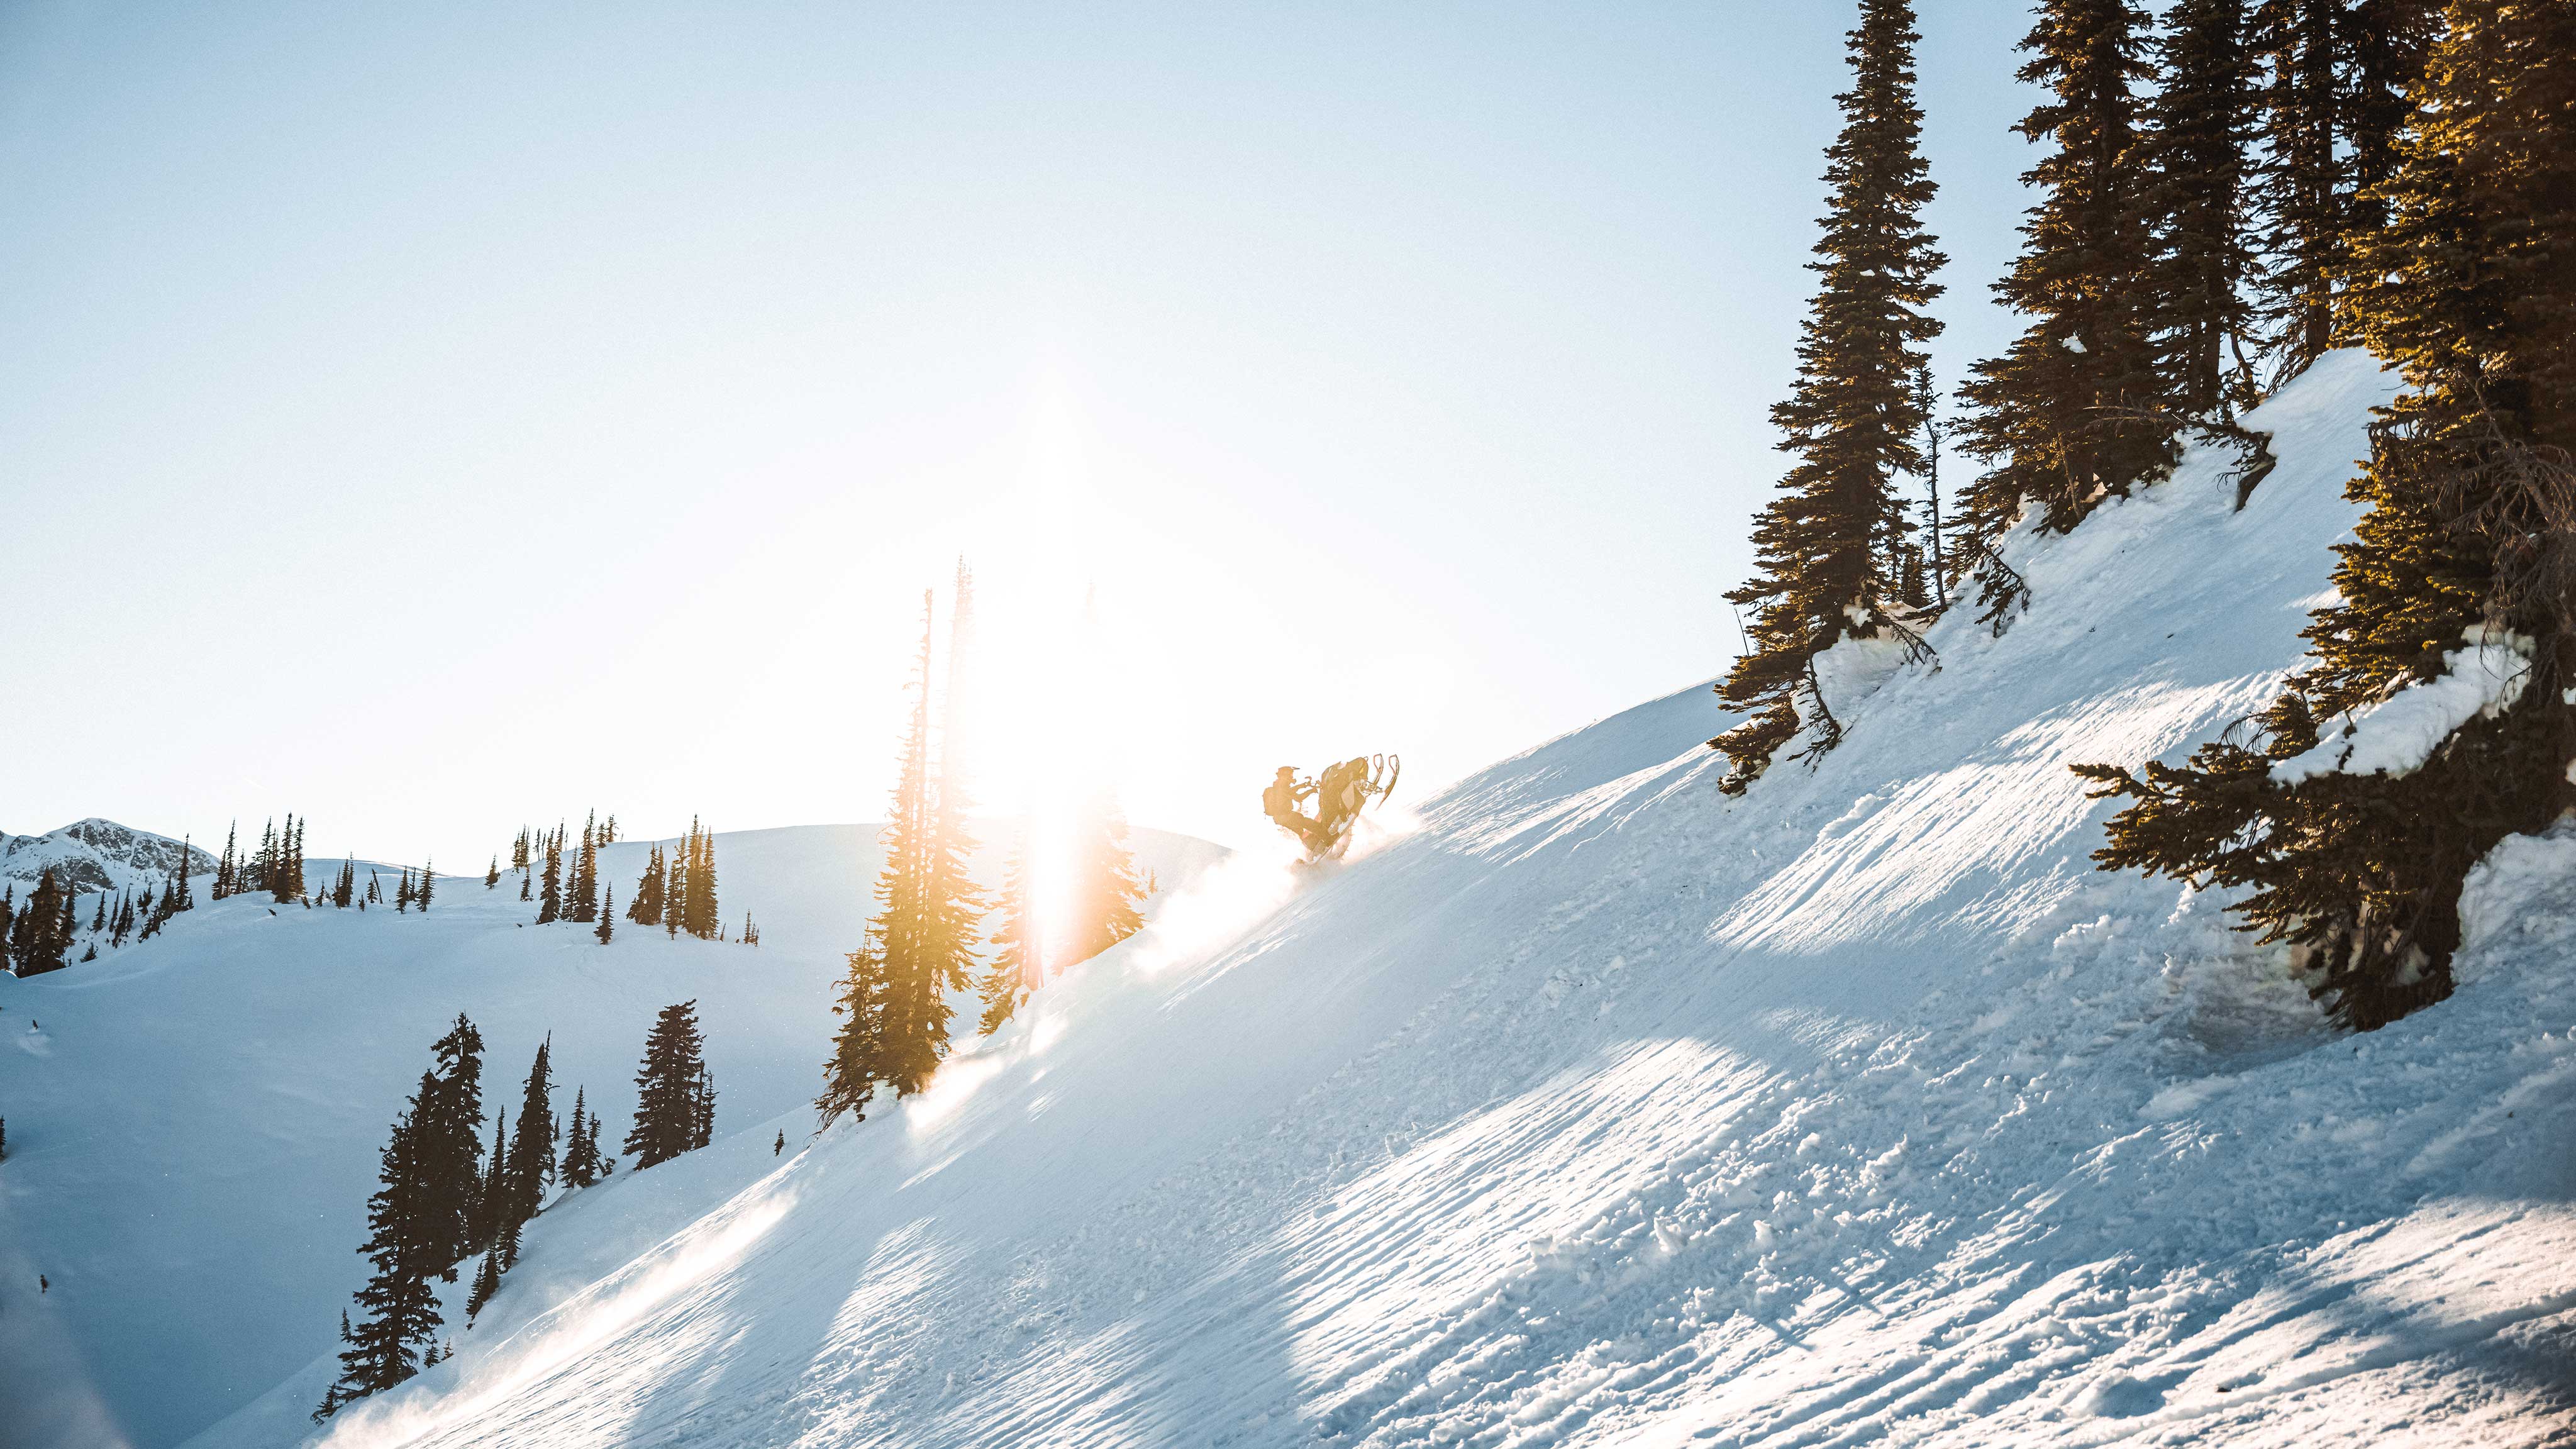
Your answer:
73,352 -> 2576,1447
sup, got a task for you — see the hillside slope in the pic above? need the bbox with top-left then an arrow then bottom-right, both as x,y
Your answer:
160,348 -> 2576,1449
0,824 -> 1226,1449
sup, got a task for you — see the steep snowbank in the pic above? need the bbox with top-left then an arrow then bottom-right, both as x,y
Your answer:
0,824 -> 1224,1449
36,350 -> 2576,1448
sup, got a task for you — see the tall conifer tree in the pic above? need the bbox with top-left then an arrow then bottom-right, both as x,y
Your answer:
1958,0 -> 2175,552
625,1001 -> 713,1169
2141,0 -> 2265,416
1713,0 -> 1946,787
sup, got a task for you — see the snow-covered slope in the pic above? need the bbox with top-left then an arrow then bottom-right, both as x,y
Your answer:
0,823 -> 1226,1449
0,820 -> 214,898
27,351 -> 2576,1448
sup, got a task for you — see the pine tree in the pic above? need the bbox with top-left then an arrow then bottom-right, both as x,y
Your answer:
486,855 -> 501,889
536,824 -> 563,924
465,1246 -> 502,1322
774,1130 -> 785,1156
560,1087 -> 604,1189
497,1038 -> 556,1263
818,935 -> 887,1127
975,840 -> 1043,1035
469,1113 -> 506,1251
90,891 -> 106,934
333,858 -> 355,909
214,821 -> 239,900
417,860 -> 433,912
511,827 -> 531,875
694,1065 -> 716,1150
1958,0 -> 2175,561
12,869 -> 68,977
316,1071 -> 445,1419
170,836 -> 194,913
2248,0 -> 2440,370
627,845 -> 665,925
397,869 -> 413,913
416,1015 -> 487,1278
2077,2 -> 2576,1028
862,594 -> 987,1094
1067,796 -> 1145,967
1713,0 -> 1948,787
596,888 -> 615,944
680,819 -> 719,940
664,845 -> 683,939
625,1001 -> 712,1169
571,813 -> 599,924
2141,0 -> 2265,416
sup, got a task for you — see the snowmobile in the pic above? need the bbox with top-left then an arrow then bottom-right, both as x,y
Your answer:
1263,753 -> 1401,865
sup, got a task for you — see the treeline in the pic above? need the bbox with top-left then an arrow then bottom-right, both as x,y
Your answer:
819,563 -> 1147,1128
1720,0 -> 2572,1027
314,1002 -> 715,1421
487,812 -> 747,947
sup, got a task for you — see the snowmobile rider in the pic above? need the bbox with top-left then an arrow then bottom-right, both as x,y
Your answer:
1263,766 -> 1330,853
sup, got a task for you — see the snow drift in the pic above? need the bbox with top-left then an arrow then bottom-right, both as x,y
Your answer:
18,350 -> 2576,1449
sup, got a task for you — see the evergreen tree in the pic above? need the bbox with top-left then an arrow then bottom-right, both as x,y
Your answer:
536,824 -> 563,924
170,835 -> 195,913
486,855 -> 501,889
214,821 -> 239,899
315,1070 -> 445,1419
694,1065 -> 715,1150
91,891 -> 106,934
774,1130 -> 786,1156
627,845 -> 665,925
1713,0 -> 1948,787
1958,0 -> 2175,559
416,1014 -> 487,1277
397,869 -> 413,913
817,935 -> 887,1127
333,858 -> 355,909
571,813 -> 599,924
497,1038 -> 556,1263
2248,0 -> 2438,369
664,846 -> 683,938
253,819 -> 276,896
1067,796 -> 1146,967
2077,2 -> 2576,1028
680,819 -> 719,940
11,869 -> 69,977
2141,0 -> 2265,416
511,827 -> 531,875
560,1087 -> 606,1189
865,594 -> 986,1094
469,1113 -> 506,1251
465,1246 -> 502,1322
417,860 -> 433,912
596,888 -> 615,944
625,1001 -> 712,1169
974,841 -> 1043,1035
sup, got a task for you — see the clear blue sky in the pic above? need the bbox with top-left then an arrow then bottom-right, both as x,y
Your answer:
0,1 -> 2041,863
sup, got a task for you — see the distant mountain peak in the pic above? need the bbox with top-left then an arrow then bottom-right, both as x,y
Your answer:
0,818 -> 214,896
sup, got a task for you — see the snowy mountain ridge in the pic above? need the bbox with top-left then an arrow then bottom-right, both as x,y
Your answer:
128,348 -> 2568,1449
0,820 -> 214,897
